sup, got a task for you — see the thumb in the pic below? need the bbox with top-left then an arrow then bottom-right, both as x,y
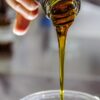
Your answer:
13,13 -> 30,36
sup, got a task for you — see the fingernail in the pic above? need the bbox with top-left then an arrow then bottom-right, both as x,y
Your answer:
13,14 -> 30,36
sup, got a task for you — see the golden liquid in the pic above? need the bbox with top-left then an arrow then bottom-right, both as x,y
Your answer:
49,0 -> 80,100
40,0 -> 80,99
56,26 -> 68,100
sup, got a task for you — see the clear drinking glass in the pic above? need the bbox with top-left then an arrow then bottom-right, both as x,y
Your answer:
21,90 -> 100,100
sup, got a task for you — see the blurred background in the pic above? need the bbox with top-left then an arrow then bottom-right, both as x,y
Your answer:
0,0 -> 100,99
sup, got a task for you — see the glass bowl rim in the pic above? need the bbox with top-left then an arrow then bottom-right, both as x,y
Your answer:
20,90 -> 100,100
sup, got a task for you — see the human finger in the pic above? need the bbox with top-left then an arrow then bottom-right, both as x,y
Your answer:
16,0 -> 39,11
6,0 -> 39,20
13,13 -> 30,35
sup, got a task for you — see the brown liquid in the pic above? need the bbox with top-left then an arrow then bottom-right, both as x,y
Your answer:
50,0 -> 80,100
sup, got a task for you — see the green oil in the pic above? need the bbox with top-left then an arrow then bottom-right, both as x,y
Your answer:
50,0 -> 80,100
42,0 -> 80,100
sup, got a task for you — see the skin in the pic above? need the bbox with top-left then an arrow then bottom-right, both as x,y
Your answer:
6,0 -> 39,35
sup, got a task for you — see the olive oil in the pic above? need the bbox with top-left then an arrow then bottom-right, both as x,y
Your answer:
56,26 -> 67,100
49,0 -> 80,100
41,0 -> 80,100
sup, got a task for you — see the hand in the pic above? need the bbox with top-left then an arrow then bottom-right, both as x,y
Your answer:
6,0 -> 39,35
